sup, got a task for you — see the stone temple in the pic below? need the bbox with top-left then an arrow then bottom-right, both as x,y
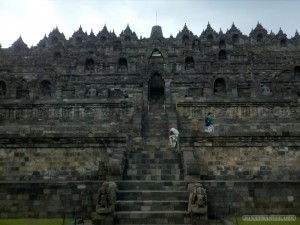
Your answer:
0,22 -> 299,224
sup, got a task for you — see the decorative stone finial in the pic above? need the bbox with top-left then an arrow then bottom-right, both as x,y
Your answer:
150,25 -> 163,39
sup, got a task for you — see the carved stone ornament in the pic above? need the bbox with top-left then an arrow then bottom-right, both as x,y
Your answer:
188,183 -> 207,215
95,182 -> 118,216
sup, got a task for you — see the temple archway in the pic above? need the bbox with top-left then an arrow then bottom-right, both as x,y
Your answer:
232,34 -> 239,43
257,33 -> 263,43
148,73 -> 165,104
280,38 -> 287,47
40,80 -> 52,97
219,39 -> 226,48
294,66 -> 300,78
85,58 -> 94,71
118,57 -> 128,70
185,56 -> 195,70
0,81 -> 6,97
218,50 -> 227,60
207,34 -> 213,41
214,78 -> 227,95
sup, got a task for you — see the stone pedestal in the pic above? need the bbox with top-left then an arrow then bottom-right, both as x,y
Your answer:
188,183 -> 208,225
92,182 -> 118,225
191,214 -> 209,225
92,214 -> 114,225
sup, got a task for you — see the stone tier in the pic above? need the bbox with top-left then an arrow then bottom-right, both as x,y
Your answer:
114,211 -> 191,225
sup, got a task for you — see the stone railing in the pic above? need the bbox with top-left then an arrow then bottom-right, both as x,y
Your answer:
176,101 -> 299,120
0,101 -> 134,122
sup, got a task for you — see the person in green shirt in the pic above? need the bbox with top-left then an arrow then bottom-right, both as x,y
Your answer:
205,112 -> 215,132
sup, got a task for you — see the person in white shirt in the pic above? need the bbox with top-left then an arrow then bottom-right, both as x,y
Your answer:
169,126 -> 179,148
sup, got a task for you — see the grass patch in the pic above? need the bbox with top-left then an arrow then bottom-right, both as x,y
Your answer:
228,216 -> 300,225
0,219 -> 73,225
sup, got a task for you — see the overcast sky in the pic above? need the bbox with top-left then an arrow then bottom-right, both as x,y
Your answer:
0,0 -> 299,48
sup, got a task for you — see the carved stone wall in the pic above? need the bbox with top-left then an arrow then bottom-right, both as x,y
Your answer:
0,137 -> 127,181
0,181 -> 298,218
0,102 -> 134,122
180,137 -> 300,180
177,102 -> 299,120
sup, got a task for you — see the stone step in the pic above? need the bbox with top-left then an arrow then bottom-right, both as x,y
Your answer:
123,174 -> 184,181
132,137 -> 171,145
114,211 -> 191,224
125,168 -> 184,176
131,146 -> 172,152
144,114 -> 168,119
128,146 -> 178,151
143,133 -> 169,138
127,164 -> 183,170
143,121 -> 168,128
127,158 -> 182,164
117,190 -> 189,201
143,128 -> 168,132
116,181 -> 189,191
142,134 -> 169,139
131,147 -> 174,152
128,151 -> 181,159
142,128 -> 169,134
116,200 -> 188,211
115,224 -> 188,225
143,121 -> 168,126
143,126 -> 168,131
143,132 -> 169,136
146,110 -> 168,114
143,120 -> 168,124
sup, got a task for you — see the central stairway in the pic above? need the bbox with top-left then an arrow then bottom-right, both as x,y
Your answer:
115,110 -> 191,225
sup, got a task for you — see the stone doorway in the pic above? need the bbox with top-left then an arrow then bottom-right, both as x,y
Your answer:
148,73 -> 165,105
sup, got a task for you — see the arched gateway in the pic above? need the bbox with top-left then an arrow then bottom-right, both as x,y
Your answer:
148,73 -> 165,104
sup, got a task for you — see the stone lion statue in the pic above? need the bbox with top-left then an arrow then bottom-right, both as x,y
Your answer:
95,182 -> 118,215
188,183 -> 207,215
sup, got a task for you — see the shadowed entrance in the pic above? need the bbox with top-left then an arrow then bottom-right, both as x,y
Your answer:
148,73 -> 165,104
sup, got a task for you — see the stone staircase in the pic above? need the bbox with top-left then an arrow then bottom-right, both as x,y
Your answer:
114,110 -> 191,225
142,111 -> 169,138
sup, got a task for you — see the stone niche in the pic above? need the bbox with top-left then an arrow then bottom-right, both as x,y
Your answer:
85,88 -> 97,97
0,80 -> 6,97
237,81 -> 251,97
39,80 -> 52,98
260,82 -> 272,96
213,78 -> 227,96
